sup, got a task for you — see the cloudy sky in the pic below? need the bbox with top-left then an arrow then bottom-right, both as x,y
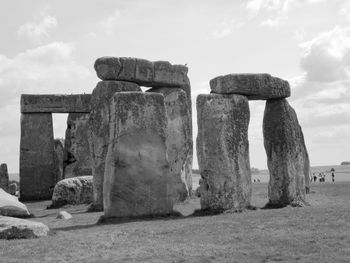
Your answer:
1,0 -> 349,173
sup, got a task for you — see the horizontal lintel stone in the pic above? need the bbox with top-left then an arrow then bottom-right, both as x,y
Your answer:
94,57 -> 188,88
209,73 -> 290,100
21,94 -> 92,113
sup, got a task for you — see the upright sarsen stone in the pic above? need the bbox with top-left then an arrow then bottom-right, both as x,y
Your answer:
263,99 -> 309,206
53,139 -> 64,184
88,81 -> 141,211
64,113 -> 92,178
0,164 -> 9,193
20,113 -> 55,201
147,87 -> 192,202
103,92 -> 173,218
196,94 -> 251,211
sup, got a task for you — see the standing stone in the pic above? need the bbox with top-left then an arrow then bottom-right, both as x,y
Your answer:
54,139 -> 64,184
88,81 -> 141,211
197,94 -> 251,211
9,183 -> 18,195
147,87 -> 192,202
103,92 -> 173,218
20,113 -> 55,201
0,163 -> 9,193
64,113 -> 92,178
263,99 -> 309,207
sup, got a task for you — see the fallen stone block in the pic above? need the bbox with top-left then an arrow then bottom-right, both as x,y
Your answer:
0,216 -> 49,239
104,92 -> 173,218
0,188 -> 30,218
197,94 -> 252,211
51,176 -> 93,208
210,73 -> 290,100
56,211 -> 72,220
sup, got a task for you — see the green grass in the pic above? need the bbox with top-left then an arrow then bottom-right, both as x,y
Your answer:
1,182 -> 350,262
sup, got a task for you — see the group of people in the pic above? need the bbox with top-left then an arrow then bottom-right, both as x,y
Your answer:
310,171 -> 335,183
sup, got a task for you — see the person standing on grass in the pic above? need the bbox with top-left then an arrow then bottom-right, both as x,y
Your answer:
331,172 -> 335,182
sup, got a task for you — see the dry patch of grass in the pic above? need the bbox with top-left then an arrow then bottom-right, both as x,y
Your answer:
1,183 -> 350,262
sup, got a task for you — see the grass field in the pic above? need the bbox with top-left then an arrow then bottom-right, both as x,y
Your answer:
1,182 -> 350,262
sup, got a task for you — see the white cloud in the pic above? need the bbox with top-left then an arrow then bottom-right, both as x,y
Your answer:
339,1 -> 350,20
17,14 -> 57,43
99,9 -> 121,35
289,26 -> 350,152
211,19 -> 244,39
0,42 -> 91,108
246,0 -> 327,27
299,26 -> 350,83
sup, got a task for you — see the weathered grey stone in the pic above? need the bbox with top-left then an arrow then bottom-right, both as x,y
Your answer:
263,99 -> 309,207
21,94 -> 91,113
0,189 -> 30,217
147,88 -> 192,202
51,176 -> 93,207
0,216 -> 49,239
196,94 -> 252,211
88,81 -> 141,211
0,163 -> 9,193
184,153 -> 193,195
20,113 -> 56,201
94,57 -> 188,88
210,74 -> 290,100
56,211 -> 72,220
104,92 -> 173,218
54,139 -> 64,184
64,113 -> 92,178
9,183 -> 18,195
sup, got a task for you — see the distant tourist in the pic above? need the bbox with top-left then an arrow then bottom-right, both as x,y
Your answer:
331,172 -> 335,182
313,174 -> 317,183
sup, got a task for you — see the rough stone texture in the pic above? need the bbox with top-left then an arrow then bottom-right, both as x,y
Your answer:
94,57 -> 188,88
0,216 -> 49,239
9,183 -> 18,195
20,113 -> 56,201
51,176 -> 93,207
103,92 -> 173,218
184,152 -> 193,195
210,74 -> 290,100
64,113 -> 92,178
56,211 -> 72,220
263,99 -> 309,206
21,94 -> 91,113
0,189 -> 30,217
147,87 -> 192,202
0,163 -> 9,193
88,81 -> 141,211
196,94 -> 252,211
54,139 -> 64,184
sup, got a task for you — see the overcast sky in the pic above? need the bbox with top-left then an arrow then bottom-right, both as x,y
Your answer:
1,0 -> 349,173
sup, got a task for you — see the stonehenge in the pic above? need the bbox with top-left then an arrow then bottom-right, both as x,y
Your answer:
18,56 -> 310,216
19,94 -> 91,201
196,73 -> 310,210
18,57 -> 193,216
